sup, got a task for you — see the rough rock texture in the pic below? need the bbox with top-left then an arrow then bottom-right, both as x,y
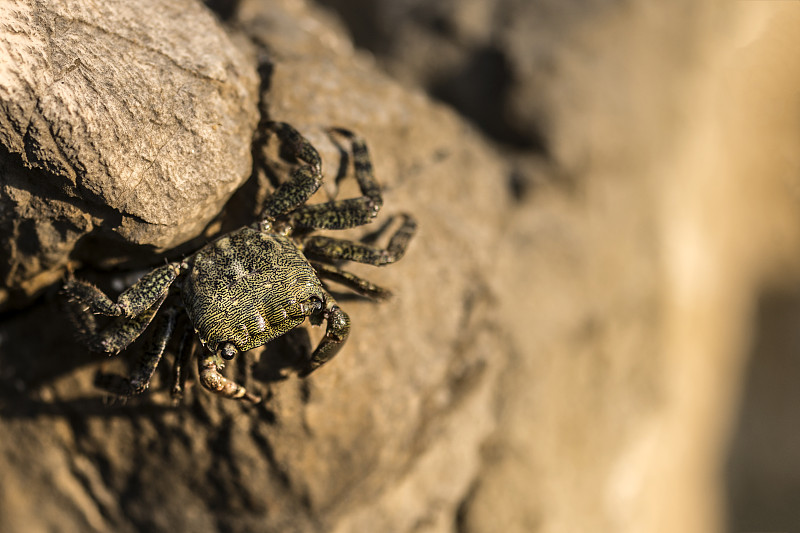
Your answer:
0,0 -> 259,305
318,1 -> 800,531
0,0 -> 507,532
2,1 -> 800,533
316,0 -> 715,193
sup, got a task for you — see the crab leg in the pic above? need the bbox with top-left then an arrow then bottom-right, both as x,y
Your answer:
95,307 -> 177,397
64,262 -> 181,317
280,128 -> 383,230
170,325 -> 196,401
260,122 -> 324,219
310,261 -> 392,300
302,213 -> 417,266
69,292 -> 168,354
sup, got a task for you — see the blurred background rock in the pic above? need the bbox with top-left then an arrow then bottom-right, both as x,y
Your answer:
1,0 -> 799,532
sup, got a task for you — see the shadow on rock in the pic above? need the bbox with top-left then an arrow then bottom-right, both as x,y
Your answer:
0,290 -> 325,421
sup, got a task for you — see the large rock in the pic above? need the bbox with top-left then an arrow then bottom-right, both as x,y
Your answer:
0,0 -> 509,531
0,0 -> 259,306
4,1 -> 800,533
310,1 -> 800,532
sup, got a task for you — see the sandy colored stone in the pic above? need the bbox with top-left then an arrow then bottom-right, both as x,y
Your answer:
3,1 -> 800,533
316,0 -> 800,531
0,0 -> 259,305
0,0 -> 510,531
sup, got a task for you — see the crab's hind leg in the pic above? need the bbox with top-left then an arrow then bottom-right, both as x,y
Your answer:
95,307 -> 178,397
259,121 -> 324,219
63,262 -> 181,318
285,128 -> 384,230
310,261 -> 392,300
170,324 -> 196,401
197,348 -> 261,403
302,213 -> 417,266
299,293 -> 350,377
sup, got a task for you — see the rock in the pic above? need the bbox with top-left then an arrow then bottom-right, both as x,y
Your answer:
0,0 -> 511,532
0,0 -> 259,306
6,1 -> 800,532
314,1 -> 800,532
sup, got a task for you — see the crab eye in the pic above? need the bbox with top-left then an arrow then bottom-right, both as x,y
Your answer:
308,295 -> 323,313
218,342 -> 237,361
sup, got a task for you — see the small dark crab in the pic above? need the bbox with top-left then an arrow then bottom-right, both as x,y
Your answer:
63,122 -> 417,403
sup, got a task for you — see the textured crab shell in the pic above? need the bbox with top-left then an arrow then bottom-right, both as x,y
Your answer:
181,227 -> 325,352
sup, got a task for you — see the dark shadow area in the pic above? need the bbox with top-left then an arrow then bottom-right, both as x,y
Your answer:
0,291 -> 98,388
428,45 -> 544,151
0,286 -> 300,421
314,0 -> 387,54
203,0 -> 241,21
316,0 -> 549,155
725,287 -> 800,531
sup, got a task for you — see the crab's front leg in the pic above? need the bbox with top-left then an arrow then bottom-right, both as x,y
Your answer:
299,293 -> 351,377
64,263 -> 182,355
197,345 -> 261,403
302,213 -> 417,266
64,262 -> 182,318
67,292 -> 168,355
259,121 -> 324,219
309,261 -> 392,300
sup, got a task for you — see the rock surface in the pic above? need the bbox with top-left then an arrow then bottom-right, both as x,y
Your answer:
0,0 -> 508,531
0,0 -> 259,305
2,1 -> 800,533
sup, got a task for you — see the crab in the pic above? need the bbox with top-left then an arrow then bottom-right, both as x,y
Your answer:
63,122 -> 417,403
